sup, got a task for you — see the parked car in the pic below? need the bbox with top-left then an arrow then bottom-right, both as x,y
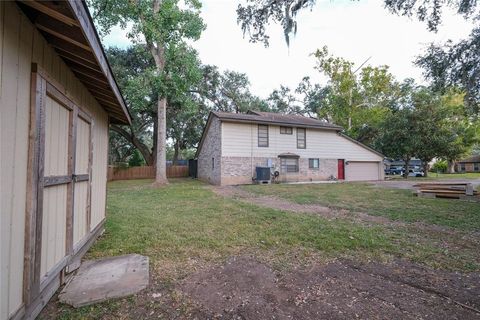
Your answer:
408,169 -> 424,177
388,167 -> 404,175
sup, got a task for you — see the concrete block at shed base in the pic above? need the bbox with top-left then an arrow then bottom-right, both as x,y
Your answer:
59,254 -> 149,308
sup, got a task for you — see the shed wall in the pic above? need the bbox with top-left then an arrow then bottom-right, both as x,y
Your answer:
0,3 -> 109,318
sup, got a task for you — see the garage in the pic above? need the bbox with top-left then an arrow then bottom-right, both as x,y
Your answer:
345,161 -> 381,181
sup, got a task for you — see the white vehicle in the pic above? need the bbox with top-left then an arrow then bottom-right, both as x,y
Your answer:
408,169 -> 424,177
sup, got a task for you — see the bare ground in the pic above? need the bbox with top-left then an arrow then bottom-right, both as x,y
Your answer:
181,256 -> 480,319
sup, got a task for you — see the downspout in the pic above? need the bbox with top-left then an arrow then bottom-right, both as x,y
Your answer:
251,124 -> 254,180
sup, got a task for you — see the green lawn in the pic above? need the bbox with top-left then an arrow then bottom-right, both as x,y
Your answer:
42,178 -> 480,319
243,182 -> 480,231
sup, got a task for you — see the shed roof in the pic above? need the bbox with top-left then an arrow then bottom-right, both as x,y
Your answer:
212,110 -> 343,131
16,0 -> 131,125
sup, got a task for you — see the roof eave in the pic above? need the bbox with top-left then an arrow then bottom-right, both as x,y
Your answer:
68,0 -> 131,125
218,117 -> 343,131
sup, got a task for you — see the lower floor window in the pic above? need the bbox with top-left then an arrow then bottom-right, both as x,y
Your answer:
474,163 -> 479,171
309,158 -> 319,169
460,163 -> 466,172
280,157 -> 299,173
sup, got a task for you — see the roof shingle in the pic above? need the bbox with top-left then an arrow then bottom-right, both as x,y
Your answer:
212,110 -> 342,130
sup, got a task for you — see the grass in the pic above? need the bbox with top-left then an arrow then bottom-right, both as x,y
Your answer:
91,179 -> 393,265
41,178 -> 480,319
243,182 -> 480,231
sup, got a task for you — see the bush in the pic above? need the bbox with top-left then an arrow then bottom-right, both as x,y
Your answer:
128,150 -> 145,167
431,160 -> 447,173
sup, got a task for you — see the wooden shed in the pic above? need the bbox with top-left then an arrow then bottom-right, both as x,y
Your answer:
0,1 -> 131,319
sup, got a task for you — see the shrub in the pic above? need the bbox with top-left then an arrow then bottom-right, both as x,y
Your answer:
431,160 -> 447,173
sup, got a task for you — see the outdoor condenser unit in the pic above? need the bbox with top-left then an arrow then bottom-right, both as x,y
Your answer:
255,167 -> 271,183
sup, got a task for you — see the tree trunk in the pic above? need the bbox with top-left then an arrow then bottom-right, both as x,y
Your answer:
154,97 -> 169,185
173,141 -> 180,165
403,157 -> 410,179
152,115 -> 158,167
110,125 -> 154,166
423,162 -> 429,178
447,160 -> 456,174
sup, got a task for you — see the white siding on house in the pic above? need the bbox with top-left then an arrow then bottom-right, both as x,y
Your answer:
221,122 -> 383,162
0,2 -> 109,318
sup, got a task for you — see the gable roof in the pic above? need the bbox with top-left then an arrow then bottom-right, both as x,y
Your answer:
212,110 -> 343,131
16,0 -> 131,125
458,155 -> 480,163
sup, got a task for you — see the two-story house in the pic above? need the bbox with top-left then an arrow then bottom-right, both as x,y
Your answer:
196,111 -> 384,185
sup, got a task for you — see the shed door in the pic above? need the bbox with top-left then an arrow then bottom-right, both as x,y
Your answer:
345,161 -> 380,181
39,91 -> 73,284
26,70 -> 94,303
72,113 -> 92,250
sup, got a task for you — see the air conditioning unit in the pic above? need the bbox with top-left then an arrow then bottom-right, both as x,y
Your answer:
255,167 -> 271,184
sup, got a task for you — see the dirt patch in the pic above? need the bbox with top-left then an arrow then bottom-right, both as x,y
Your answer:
181,256 -> 480,319
211,186 -> 341,217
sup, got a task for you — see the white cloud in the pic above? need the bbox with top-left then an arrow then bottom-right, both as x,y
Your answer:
102,0 -> 474,98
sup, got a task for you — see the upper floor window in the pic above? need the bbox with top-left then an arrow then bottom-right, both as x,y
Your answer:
258,125 -> 269,147
297,128 -> 306,149
280,126 -> 293,134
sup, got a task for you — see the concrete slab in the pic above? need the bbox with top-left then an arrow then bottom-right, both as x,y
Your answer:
59,254 -> 149,308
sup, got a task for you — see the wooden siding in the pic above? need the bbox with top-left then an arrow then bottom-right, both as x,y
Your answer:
0,2 -> 109,318
40,185 -> 68,279
73,182 -> 88,246
221,122 -> 383,162
73,117 -> 90,246
44,96 -> 70,176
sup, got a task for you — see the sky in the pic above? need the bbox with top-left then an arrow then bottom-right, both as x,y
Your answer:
101,0 -> 474,99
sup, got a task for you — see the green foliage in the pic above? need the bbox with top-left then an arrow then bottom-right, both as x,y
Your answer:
431,160 -> 447,173
128,149 -> 146,167
375,105 -> 416,168
89,0 -> 205,47
237,0 -> 479,46
237,0 -> 316,46
195,65 -> 269,114
312,46 -> 398,144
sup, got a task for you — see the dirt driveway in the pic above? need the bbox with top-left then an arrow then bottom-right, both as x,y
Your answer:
181,256 -> 480,319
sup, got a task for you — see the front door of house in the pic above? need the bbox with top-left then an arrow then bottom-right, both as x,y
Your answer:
338,159 -> 345,180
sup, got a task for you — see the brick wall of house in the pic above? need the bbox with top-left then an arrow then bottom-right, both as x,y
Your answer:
198,117 -> 222,185
220,156 -> 338,185
457,162 -> 479,172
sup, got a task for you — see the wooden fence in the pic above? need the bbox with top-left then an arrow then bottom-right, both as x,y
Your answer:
107,165 -> 189,181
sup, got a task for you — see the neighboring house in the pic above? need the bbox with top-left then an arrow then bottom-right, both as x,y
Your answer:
456,156 -> 480,172
0,2 -> 131,320
196,111 -> 384,185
